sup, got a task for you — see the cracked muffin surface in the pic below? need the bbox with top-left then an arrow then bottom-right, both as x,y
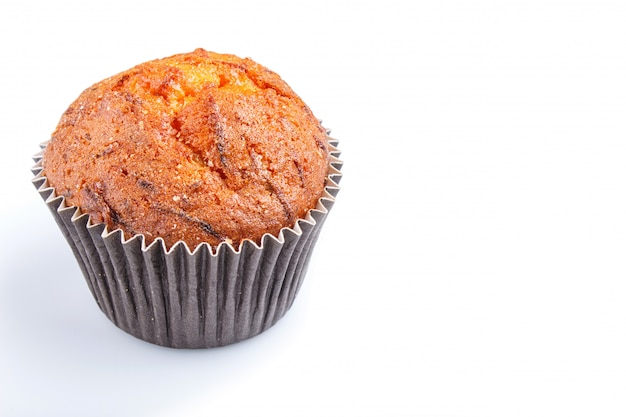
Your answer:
42,49 -> 330,249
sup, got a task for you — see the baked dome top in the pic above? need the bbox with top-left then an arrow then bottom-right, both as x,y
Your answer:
43,49 -> 330,249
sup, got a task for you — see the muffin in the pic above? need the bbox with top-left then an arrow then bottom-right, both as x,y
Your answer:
32,49 -> 342,348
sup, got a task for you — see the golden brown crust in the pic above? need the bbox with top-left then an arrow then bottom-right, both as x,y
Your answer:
43,49 -> 330,249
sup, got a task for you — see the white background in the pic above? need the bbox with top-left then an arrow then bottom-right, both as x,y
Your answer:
1,0 -> 626,416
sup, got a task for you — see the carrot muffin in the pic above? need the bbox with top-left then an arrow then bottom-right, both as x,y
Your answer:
33,49 -> 341,348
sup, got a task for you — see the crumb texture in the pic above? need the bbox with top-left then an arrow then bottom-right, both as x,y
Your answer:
43,49 -> 329,249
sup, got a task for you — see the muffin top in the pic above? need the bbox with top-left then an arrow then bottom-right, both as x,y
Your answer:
43,49 -> 330,249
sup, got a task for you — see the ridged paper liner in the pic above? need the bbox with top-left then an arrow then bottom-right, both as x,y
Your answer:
32,135 -> 342,348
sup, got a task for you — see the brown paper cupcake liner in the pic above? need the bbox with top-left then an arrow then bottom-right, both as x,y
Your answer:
32,136 -> 342,348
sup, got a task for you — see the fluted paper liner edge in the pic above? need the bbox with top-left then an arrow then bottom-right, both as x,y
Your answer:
32,136 -> 342,348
